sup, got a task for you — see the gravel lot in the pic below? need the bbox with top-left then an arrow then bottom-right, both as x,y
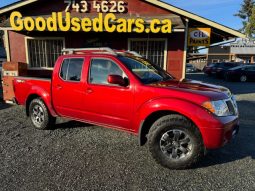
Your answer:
0,74 -> 255,191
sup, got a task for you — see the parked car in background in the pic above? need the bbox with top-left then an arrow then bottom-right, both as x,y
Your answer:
186,63 -> 197,73
203,63 -> 220,75
211,62 -> 242,78
225,65 -> 255,82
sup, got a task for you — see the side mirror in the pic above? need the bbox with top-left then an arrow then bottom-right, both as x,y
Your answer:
107,75 -> 128,87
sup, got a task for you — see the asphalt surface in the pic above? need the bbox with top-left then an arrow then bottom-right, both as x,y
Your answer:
0,74 -> 255,191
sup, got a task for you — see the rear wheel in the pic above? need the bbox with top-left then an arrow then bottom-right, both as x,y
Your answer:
148,114 -> 204,170
240,75 -> 247,82
29,98 -> 56,130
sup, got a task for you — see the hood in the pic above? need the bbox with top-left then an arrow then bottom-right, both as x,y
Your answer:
150,79 -> 231,100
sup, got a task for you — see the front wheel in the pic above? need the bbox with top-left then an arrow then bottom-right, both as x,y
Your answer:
148,114 -> 204,170
29,98 -> 56,130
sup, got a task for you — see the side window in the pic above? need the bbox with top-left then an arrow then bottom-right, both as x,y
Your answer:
246,66 -> 255,71
60,59 -> 69,79
89,58 -> 125,85
60,58 -> 84,82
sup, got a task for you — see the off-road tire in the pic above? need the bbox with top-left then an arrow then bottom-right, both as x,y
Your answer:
29,98 -> 56,130
148,114 -> 204,170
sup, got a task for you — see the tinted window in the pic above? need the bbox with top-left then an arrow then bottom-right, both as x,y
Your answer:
224,63 -> 231,67
60,58 -> 84,81
230,65 -> 244,70
89,58 -> 125,85
245,66 -> 255,71
60,59 -> 69,79
118,56 -> 173,84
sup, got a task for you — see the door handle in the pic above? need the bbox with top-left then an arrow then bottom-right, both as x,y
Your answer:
56,85 -> 63,90
86,88 -> 93,94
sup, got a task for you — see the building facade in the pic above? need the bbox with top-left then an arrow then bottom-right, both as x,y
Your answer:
208,40 -> 255,64
0,0 -> 244,79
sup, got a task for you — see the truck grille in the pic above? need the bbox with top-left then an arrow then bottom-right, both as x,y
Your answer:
226,97 -> 238,116
226,100 -> 235,115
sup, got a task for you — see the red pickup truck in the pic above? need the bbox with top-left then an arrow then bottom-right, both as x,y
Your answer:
13,48 -> 239,169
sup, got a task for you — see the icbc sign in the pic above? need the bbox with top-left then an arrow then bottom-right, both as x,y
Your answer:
188,28 -> 211,47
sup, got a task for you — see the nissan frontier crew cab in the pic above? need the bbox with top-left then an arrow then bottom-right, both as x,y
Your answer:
13,48 -> 239,170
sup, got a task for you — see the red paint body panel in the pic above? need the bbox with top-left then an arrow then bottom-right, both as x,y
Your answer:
13,53 -> 239,149
13,78 -> 57,116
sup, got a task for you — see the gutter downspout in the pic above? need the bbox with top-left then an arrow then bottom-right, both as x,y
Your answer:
182,18 -> 189,80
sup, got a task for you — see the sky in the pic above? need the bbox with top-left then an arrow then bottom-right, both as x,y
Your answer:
0,0 -> 244,30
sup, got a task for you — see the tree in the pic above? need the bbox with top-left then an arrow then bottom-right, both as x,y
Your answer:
235,0 -> 255,38
245,6 -> 255,38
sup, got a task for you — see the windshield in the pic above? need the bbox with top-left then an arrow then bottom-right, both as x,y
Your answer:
118,56 -> 173,84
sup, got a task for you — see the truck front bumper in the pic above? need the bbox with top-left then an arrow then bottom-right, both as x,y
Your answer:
200,115 -> 239,149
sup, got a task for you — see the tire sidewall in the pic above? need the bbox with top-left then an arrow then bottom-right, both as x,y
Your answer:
149,116 -> 203,169
29,99 -> 50,130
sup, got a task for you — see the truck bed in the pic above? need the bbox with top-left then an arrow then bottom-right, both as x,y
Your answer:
26,69 -> 53,79
14,76 -> 52,105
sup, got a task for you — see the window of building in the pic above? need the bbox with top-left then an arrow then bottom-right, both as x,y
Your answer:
212,59 -> 220,63
128,38 -> 167,69
89,58 -> 125,85
27,38 -> 64,68
60,58 -> 84,82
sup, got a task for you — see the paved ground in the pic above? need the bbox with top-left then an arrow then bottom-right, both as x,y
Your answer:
0,74 -> 255,191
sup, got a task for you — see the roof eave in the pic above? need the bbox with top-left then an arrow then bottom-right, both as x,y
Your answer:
145,0 -> 246,39
0,0 -> 39,15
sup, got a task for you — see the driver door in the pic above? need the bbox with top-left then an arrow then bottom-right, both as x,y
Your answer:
83,57 -> 134,130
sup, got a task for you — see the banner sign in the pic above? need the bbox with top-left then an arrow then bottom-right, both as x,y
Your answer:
188,28 -> 211,47
8,0 -> 172,34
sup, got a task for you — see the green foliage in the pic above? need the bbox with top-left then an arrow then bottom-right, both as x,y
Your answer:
235,0 -> 255,38
235,0 -> 254,19
245,6 -> 255,38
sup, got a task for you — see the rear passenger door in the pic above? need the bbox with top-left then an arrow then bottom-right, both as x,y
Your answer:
52,58 -> 85,118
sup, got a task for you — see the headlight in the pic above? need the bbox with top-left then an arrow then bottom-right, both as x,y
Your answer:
202,100 -> 231,117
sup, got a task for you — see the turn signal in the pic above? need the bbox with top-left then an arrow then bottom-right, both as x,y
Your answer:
202,101 -> 215,114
